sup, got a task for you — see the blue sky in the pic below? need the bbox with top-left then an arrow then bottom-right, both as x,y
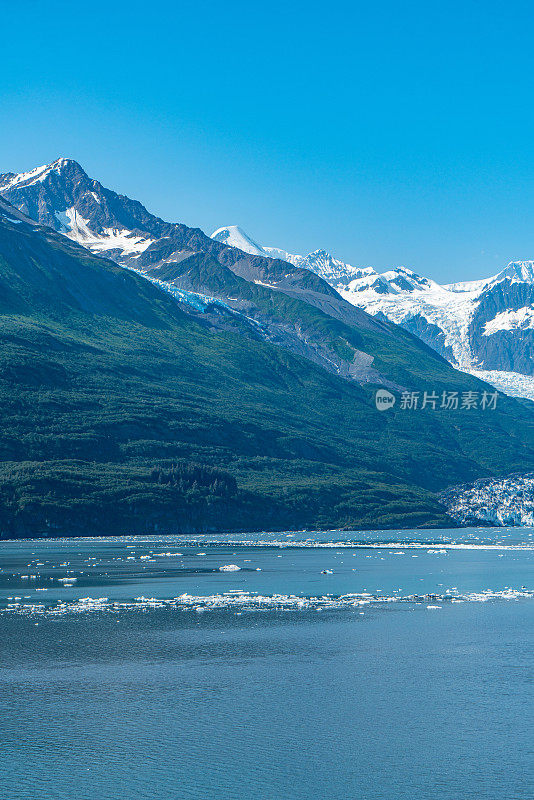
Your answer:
2,0 -> 534,281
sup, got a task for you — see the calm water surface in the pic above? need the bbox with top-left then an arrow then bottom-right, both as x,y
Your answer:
0,527 -> 533,799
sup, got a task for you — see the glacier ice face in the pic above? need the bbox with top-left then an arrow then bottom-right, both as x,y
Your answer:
441,474 -> 534,527
465,369 -> 534,401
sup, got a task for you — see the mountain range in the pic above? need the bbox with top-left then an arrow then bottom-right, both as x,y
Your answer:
211,226 -> 534,400
0,158 -> 480,390
1,159 -> 533,536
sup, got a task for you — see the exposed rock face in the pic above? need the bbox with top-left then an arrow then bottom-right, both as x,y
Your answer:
469,279 -> 534,374
398,314 -> 456,364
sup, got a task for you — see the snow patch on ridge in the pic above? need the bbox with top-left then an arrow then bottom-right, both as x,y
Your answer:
484,307 -> 534,335
340,277 -> 482,368
54,208 -> 154,255
0,164 -> 49,191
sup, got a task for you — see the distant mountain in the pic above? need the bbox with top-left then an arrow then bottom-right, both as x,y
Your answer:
272,248 -> 367,288
210,228 -> 369,288
1,192 -> 534,536
211,225 -> 266,256
211,225 -> 534,397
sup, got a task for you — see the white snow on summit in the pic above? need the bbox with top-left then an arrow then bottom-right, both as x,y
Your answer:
494,260 -> 534,284
339,270 -> 485,367
339,262 -> 534,360
211,226 -> 267,256
0,158 -> 74,193
262,245 -> 301,264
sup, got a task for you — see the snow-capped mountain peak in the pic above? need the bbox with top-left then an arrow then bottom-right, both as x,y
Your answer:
494,260 -> 534,284
0,158 -> 163,256
211,227 -> 440,296
271,246 -> 369,287
0,158 -> 84,193
210,225 -> 266,256
350,266 -> 436,296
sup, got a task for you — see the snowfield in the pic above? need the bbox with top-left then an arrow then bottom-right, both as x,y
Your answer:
54,208 -> 155,255
484,306 -> 534,335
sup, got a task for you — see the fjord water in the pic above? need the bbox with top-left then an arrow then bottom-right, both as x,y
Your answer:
1,529 -> 533,800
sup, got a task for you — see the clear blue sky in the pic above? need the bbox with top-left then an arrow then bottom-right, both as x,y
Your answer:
2,0 -> 534,281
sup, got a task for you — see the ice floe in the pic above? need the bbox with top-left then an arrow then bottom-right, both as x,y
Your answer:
2,588 -> 532,617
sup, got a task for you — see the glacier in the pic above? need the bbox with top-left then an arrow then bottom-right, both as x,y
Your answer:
441,474 -> 534,527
